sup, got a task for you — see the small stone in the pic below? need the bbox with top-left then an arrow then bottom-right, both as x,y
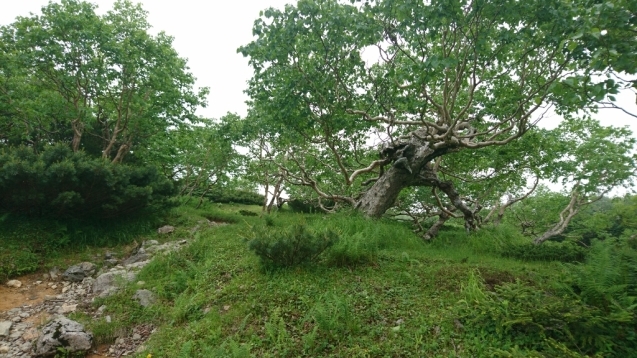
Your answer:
42,273 -> 50,280
22,328 -> 39,341
6,280 -> 22,288
58,303 -> 78,314
0,321 -> 12,336
132,333 -> 142,340
19,312 -> 30,318
132,289 -> 156,307
96,305 -> 106,315
35,281 -> 42,285
104,251 -> 115,259
63,262 -> 97,282
105,316 -> 111,323
223,305 -> 231,311
62,286 -> 70,293
0,345 -> 8,353
10,329 -> 22,339
49,267 -> 61,280
51,285 -> 57,289
136,281 -> 145,286
11,316 -> 21,323
136,345 -> 147,353
157,225 -> 175,234
143,240 -> 159,247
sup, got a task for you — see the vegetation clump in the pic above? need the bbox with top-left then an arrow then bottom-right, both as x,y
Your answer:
247,223 -> 339,268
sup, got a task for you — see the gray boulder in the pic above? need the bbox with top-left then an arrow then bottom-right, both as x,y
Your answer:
33,317 -> 93,357
133,289 -> 157,307
121,251 -> 150,266
63,262 -> 96,282
92,270 -> 137,297
157,225 -> 175,234
0,321 -> 11,336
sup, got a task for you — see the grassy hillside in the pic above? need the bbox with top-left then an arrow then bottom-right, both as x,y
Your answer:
68,202 -> 636,358
2,201 -> 635,357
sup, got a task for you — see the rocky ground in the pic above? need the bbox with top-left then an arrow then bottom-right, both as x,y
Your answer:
0,224 -> 201,357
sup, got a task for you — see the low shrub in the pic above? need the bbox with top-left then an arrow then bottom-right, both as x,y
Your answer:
0,247 -> 38,280
246,224 -> 339,268
566,237 -> 637,311
0,144 -> 175,219
238,209 -> 258,217
499,241 -> 587,263
458,271 -> 636,356
205,188 -> 264,206
287,198 -> 335,214
325,232 -> 379,267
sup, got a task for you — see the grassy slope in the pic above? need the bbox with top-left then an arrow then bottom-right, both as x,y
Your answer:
81,202 -> 573,357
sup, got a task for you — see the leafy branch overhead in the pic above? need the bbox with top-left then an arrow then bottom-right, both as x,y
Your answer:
239,0 -> 637,238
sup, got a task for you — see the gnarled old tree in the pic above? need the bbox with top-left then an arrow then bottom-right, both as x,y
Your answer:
239,0 -> 637,232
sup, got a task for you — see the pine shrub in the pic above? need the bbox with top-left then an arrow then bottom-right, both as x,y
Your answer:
247,224 -> 339,268
0,144 -> 175,219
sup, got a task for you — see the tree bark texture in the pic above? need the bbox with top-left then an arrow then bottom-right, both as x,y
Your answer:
354,133 -> 479,229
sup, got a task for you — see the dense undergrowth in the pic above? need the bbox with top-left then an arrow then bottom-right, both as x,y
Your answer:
2,200 -> 635,356
52,201 -> 634,357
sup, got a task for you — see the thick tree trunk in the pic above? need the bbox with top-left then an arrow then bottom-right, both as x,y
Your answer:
354,135 -> 479,231
355,165 -> 414,217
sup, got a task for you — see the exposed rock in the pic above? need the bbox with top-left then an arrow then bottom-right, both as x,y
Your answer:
63,262 -> 96,282
6,280 -> 22,288
121,252 -> 150,266
33,317 -> 93,357
0,345 -> 8,353
22,328 -> 39,341
142,240 -> 159,248
58,304 -> 77,314
132,290 -> 156,307
0,321 -> 11,337
49,267 -> 61,281
93,271 -> 137,297
157,225 -> 175,234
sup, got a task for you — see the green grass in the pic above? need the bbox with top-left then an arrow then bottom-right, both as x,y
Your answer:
5,201 -> 634,356
77,204 -> 599,357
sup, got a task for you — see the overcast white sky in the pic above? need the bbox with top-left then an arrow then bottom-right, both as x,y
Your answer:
2,0 -> 636,133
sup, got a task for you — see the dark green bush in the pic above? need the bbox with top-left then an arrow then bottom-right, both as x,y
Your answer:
238,209 -> 258,217
247,224 -> 339,268
287,198 -> 335,213
499,241 -> 587,262
0,144 -> 175,219
205,188 -> 264,206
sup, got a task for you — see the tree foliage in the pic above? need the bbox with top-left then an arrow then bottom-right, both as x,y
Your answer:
239,0 -> 637,239
0,0 -> 207,162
